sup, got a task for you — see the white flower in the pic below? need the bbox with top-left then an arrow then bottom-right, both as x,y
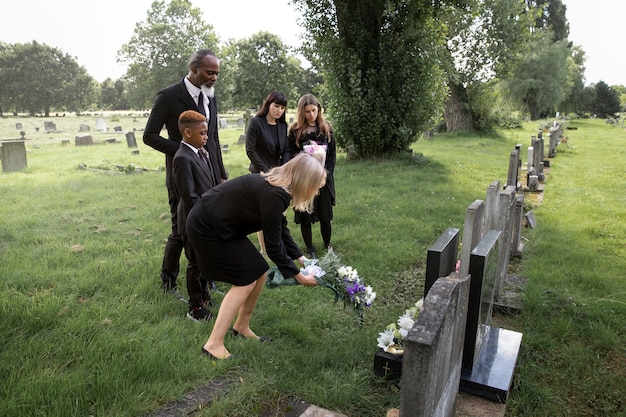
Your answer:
377,329 -> 396,352
301,264 -> 325,278
415,299 -> 424,311
364,286 -> 376,306
398,314 -> 415,333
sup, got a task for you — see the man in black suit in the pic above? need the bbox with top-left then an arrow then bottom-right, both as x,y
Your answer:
172,110 -> 218,321
144,49 -> 228,297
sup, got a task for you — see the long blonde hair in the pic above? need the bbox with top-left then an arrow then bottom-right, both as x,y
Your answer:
261,153 -> 326,212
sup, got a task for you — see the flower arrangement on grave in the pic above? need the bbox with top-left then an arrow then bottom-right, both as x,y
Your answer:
376,298 -> 424,355
266,248 -> 376,323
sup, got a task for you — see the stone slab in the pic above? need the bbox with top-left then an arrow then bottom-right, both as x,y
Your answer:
459,327 -> 522,403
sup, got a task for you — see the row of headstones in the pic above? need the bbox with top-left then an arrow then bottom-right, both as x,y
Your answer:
389,173 -> 533,415
521,121 -> 563,191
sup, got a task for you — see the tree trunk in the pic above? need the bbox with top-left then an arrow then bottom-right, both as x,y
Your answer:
444,82 -> 474,132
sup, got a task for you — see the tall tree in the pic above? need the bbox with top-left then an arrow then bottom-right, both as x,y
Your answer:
293,0 -> 458,158
505,31 -> 570,120
231,32 -> 305,110
117,0 -> 219,110
442,0 -> 533,131
0,41 -> 96,116
587,81 -> 621,118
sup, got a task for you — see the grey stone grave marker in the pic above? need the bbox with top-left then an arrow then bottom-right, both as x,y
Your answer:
459,229 -> 522,403
482,180 -> 500,237
15,123 -> 23,130
1,140 -> 27,172
494,186 -> 515,301
400,272 -> 470,417
114,126 -> 123,132
505,148 -> 520,190
96,118 -> 107,131
125,131 -> 137,148
44,121 -> 56,132
79,124 -> 90,132
219,118 -> 227,129
459,199 -> 485,276
510,194 -> 525,257
425,227 -> 460,296
532,136 -> 544,181
75,134 -> 94,146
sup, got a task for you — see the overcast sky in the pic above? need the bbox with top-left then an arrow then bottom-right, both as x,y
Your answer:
1,0 -> 624,86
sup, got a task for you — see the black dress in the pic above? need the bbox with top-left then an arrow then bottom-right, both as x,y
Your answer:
186,174 -> 303,286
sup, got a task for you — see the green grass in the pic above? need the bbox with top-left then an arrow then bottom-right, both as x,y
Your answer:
0,113 -> 624,416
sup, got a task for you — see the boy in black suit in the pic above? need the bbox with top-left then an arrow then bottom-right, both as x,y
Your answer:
172,110 -> 219,322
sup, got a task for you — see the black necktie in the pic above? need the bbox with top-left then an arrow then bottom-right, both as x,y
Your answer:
199,147 -> 216,185
197,92 -> 206,117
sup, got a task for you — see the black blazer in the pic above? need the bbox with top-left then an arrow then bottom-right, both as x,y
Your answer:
143,78 -> 227,188
172,143 -> 217,235
245,116 -> 290,173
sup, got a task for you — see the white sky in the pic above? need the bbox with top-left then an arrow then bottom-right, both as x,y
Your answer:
0,0 -> 624,86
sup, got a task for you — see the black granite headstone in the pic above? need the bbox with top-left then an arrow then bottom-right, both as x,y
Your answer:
424,227 -> 460,296
125,132 -> 137,148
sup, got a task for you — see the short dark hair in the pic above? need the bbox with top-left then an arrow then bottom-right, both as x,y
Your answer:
188,49 -> 216,69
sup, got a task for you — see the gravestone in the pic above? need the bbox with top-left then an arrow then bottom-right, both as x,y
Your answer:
114,126 -> 123,132
459,229 -> 522,403
494,186 -> 516,301
548,123 -> 560,158
44,121 -> 56,132
505,149 -> 520,190
482,180 -> 500,237
238,111 -> 253,144
75,134 -> 94,146
459,199 -> 485,276
400,272 -> 470,417
79,124 -> 90,132
1,140 -> 27,172
15,123 -> 23,130
219,118 -> 227,129
96,118 -> 107,131
424,228 -> 460,297
532,136 -> 544,181
510,194 -> 525,257
526,146 -> 533,172
237,118 -> 244,128
125,131 -> 137,148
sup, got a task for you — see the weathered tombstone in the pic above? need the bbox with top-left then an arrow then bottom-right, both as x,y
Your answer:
482,180 -> 500,237
221,143 -> 229,153
238,111 -> 252,144
459,230 -> 522,403
400,272 -> 470,417
505,148 -> 520,190
494,186 -> 516,300
75,134 -> 94,146
548,123 -> 559,158
44,121 -> 56,132
532,136 -> 544,181
424,228 -> 460,297
79,124 -> 90,132
61,139 -> 70,146
1,140 -> 27,172
125,131 -> 137,148
459,199 -> 485,276
237,118 -> 244,128
526,146 -> 533,172
15,123 -> 23,130
510,194 -> 525,257
95,118 -> 107,131
219,118 -> 227,129
525,211 -> 537,229
114,126 -> 123,132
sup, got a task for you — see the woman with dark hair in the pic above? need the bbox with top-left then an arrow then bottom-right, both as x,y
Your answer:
246,91 -> 291,254
186,153 -> 326,360
288,94 -> 336,259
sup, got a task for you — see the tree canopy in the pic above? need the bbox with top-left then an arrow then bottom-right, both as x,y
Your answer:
117,0 -> 219,110
0,41 -> 96,116
293,0 -> 462,158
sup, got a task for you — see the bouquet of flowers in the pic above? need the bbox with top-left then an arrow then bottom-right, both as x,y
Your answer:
376,298 -> 424,354
266,248 -> 376,323
303,142 -> 327,167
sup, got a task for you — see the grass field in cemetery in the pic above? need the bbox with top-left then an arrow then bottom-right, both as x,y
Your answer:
0,112 -> 624,416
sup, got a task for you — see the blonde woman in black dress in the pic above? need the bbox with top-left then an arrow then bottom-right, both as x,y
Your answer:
288,94 -> 336,259
187,153 -> 325,360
